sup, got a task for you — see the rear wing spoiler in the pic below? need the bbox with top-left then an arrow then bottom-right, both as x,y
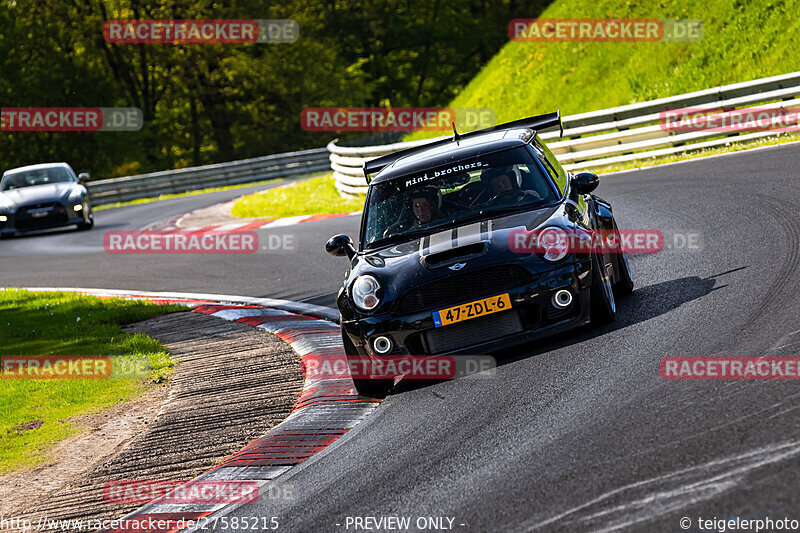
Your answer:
363,110 -> 562,182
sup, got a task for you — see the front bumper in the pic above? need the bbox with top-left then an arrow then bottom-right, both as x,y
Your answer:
342,261 -> 592,358
0,201 -> 91,235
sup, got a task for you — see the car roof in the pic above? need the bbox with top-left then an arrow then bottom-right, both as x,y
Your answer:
3,162 -> 72,176
369,128 -> 533,185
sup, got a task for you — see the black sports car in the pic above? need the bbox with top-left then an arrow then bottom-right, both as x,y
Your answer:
0,163 -> 94,237
326,112 -> 633,396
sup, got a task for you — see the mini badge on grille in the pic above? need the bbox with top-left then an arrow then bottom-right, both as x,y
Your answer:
448,262 -> 466,271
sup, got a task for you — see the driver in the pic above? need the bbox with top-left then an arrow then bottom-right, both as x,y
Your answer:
410,187 -> 442,226
381,187 -> 444,238
481,166 -> 541,202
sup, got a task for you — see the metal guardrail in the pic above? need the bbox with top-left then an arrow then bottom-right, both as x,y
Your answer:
87,147 -> 330,206
329,71 -> 800,197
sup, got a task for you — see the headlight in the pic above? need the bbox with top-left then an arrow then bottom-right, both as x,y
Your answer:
537,226 -> 570,262
68,190 -> 85,203
351,274 -> 382,311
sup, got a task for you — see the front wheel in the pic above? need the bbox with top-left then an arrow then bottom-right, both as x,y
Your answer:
614,249 -> 634,297
341,326 -> 393,398
590,252 -> 616,325
610,221 -> 633,296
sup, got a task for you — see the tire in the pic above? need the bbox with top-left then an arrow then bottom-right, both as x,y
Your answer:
590,252 -> 616,324
614,249 -> 634,297
611,222 -> 633,296
341,326 -> 393,398
77,204 -> 94,230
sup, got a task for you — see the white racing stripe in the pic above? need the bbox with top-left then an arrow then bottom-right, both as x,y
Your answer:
260,215 -> 313,228
210,222 -> 250,232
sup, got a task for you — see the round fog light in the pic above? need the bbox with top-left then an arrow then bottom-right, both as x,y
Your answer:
552,289 -> 573,309
373,336 -> 393,355
73,204 -> 83,211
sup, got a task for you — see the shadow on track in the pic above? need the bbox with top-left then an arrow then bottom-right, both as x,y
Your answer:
392,268 -> 746,395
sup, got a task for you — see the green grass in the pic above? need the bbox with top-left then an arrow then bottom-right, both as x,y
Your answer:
94,178 -> 288,211
407,0 -> 800,142
0,290 -> 182,474
231,174 -> 364,219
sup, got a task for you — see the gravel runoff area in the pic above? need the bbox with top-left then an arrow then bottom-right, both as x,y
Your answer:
2,311 -> 303,529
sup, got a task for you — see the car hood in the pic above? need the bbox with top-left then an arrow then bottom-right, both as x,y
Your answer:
354,205 -> 572,283
0,183 -> 78,207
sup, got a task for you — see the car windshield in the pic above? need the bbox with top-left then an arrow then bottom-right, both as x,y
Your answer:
1,167 -> 74,191
363,146 -> 558,248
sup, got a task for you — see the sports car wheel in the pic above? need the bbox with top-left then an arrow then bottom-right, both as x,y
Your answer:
611,222 -> 634,296
590,252 -> 616,324
341,325 -> 393,398
614,249 -> 634,297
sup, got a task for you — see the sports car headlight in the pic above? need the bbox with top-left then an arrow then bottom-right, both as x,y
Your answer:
68,190 -> 85,203
537,226 -> 570,262
351,274 -> 382,311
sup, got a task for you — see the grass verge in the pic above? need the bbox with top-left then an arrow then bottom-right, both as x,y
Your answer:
407,0 -> 800,143
0,289 -> 182,474
231,174 -> 364,219
94,178 -> 287,211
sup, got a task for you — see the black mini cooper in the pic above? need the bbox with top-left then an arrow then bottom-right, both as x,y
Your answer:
326,112 -> 633,396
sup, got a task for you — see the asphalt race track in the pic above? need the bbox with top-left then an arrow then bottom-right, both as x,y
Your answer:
0,179 -> 353,307
3,143 -> 800,531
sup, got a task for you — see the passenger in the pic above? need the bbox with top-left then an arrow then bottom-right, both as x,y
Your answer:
481,166 -> 542,202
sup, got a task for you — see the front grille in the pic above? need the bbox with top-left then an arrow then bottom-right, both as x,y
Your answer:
15,207 -> 68,231
394,264 -> 533,315
424,310 -> 523,354
20,202 -> 57,212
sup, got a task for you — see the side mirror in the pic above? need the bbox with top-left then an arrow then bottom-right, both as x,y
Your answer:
78,172 -> 90,184
569,172 -> 599,201
326,234 -> 356,259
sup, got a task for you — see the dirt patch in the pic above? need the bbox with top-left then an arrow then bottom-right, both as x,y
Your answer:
0,386 -> 167,517
10,419 -> 44,434
176,198 -> 263,228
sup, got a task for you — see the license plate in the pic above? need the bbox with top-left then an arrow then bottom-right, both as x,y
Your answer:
31,211 -> 49,218
432,293 -> 512,327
